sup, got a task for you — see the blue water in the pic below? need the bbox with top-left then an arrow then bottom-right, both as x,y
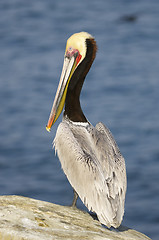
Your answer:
0,0 -> 159,239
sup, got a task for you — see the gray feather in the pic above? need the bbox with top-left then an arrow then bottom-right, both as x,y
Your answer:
54,118 -> 127,228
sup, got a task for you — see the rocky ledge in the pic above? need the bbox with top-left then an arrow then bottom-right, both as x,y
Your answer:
0,195 -> 151,240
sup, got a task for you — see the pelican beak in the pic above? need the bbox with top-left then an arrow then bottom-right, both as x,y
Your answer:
46,50 -> 81,132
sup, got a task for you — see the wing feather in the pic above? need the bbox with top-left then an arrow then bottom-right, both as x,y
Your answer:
54,121 -> 126,228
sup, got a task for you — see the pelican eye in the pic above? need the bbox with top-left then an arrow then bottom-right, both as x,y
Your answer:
68,47 -> 73,52
66,47 -> 80,59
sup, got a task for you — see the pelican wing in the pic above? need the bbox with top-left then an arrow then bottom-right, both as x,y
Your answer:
94,122 -> 127,226
54,120 -> 126,228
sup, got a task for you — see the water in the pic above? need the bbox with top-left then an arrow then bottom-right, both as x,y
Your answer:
0,0 -> 159,239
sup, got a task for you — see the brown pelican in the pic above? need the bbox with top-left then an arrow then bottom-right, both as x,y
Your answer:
46,32 -> 127,228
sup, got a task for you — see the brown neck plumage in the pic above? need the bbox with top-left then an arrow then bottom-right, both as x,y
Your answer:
64,38 -> 97,122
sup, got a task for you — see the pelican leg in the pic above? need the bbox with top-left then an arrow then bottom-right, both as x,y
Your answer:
71,189 -> 78,207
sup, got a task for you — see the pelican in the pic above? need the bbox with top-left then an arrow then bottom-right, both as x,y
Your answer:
46,32 -> 127,228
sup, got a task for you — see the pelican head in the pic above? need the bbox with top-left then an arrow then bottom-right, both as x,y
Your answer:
46,32 -> 97,131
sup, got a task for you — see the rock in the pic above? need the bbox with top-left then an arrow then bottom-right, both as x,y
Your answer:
0,195 -> 151,240
120,14 -> 138,22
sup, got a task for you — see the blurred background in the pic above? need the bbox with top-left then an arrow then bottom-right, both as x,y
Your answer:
0,0 -> 159,239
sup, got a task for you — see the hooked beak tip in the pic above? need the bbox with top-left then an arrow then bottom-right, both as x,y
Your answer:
46,126 -> 51,132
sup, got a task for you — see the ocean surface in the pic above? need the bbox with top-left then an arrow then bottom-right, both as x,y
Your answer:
0,0 -> 159,239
